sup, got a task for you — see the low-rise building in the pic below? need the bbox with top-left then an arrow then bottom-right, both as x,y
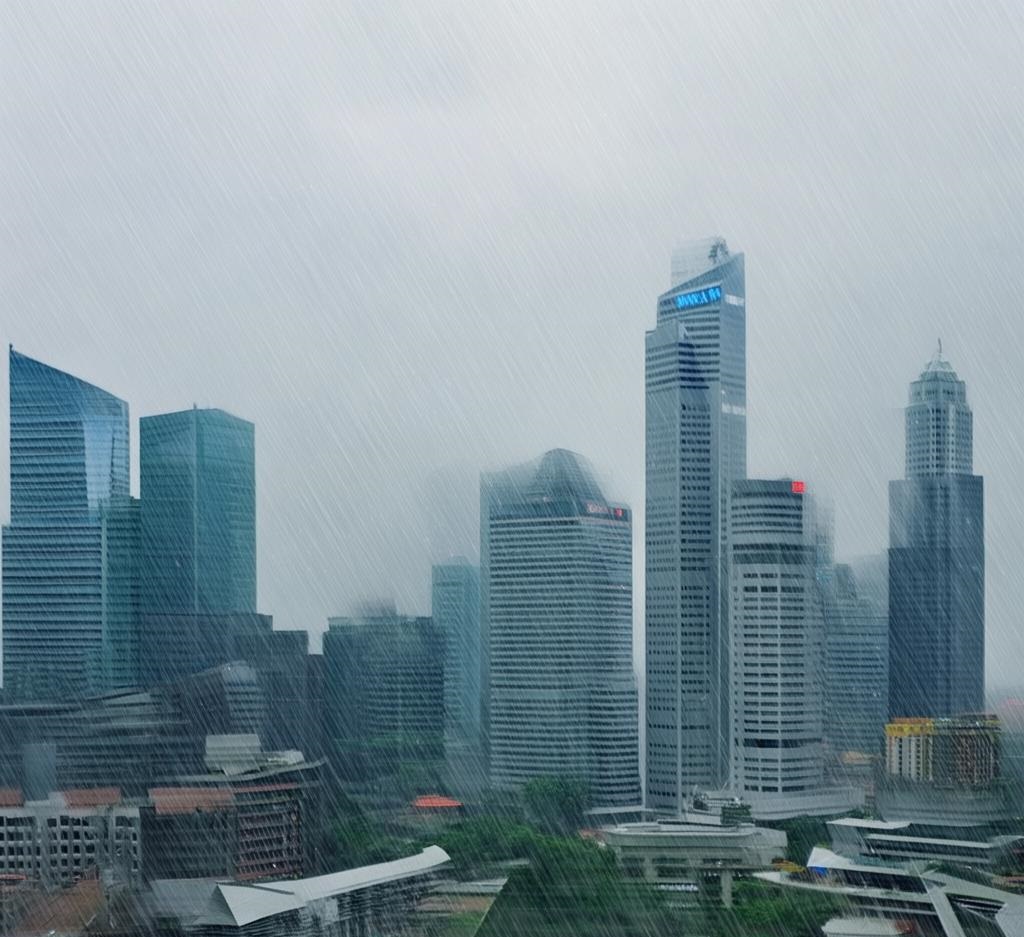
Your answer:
0,788 -> 141,887
146,846 -> 451,936
600,817 -> 786,906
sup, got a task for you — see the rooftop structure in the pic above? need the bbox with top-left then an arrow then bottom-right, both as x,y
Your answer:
149,846 -> 450,935
601,817 -> 786,907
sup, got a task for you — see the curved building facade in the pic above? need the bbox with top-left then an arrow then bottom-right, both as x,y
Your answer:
2,349 -> 134,700
482,449 -> 640,807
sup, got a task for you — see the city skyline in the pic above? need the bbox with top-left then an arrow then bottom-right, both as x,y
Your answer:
3,4 -> 1023,691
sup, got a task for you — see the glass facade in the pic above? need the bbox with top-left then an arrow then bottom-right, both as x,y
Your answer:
889,356 -> 984,719
645,241 -> 746,810
139,408 -> 256,616
2,349 -> 133,700
431,560 -> 482,762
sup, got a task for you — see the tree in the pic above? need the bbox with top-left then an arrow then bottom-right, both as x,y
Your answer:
522,777 -> 591,833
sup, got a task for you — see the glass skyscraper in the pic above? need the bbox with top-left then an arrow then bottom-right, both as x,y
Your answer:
645,239 -> 746,810
139,407 -> 256,616
888,352 -> 984,719
432,560 -> 483,769
481,449 -> 639,808
2,348 -> 134,700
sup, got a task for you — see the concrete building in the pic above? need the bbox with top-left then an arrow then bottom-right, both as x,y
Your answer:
827,816 -> 1022,869
885,714 -> 1001,786
889,351 -> 984,720
645,238 -> 746,809
759,845 -> 1024,937
482,449 -> 640,807
0,788 -> 141,887
727,479 -> 827,813
601,817 -> 786,907
2,349 -> 136,700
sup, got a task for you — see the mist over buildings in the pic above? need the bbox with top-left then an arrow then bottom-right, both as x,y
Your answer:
3,1 -> 1023,681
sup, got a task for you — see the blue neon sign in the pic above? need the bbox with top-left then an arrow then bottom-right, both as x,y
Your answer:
674,284 -> 722,310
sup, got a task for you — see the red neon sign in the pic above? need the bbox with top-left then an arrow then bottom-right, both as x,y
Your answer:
791,480 -> 806,494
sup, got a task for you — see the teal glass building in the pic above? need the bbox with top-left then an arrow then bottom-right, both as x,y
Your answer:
139,407 -> 256,616
2,348 -> 135,700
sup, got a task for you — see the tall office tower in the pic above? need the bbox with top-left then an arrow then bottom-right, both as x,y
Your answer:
323,606 -> 444,784
729,480 -> 826,811
888,351 -> 984,719
140,407 -> 256,616
823,565 -> 889,758
2,349 -> 136,700
646,238 -> 745,810
481,449 -> 639,808
432,560 -> 483,771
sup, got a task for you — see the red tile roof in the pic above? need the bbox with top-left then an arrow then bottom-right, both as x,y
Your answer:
62,787 -> 121,807
412,794 -> 463,810
149,787 -> 234,815
0,789 -> 23,807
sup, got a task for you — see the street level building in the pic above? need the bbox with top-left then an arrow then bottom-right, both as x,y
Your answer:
601,817 -> 786,907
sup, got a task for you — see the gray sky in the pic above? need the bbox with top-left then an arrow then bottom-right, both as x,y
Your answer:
2,2 -> 1023,684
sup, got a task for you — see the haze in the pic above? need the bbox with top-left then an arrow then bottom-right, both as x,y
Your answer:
2,2 -> 1022,684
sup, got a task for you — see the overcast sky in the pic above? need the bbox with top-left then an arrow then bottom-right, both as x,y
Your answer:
2,2 -> 1023,685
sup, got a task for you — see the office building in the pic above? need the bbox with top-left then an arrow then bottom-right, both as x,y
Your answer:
889,351 -> 984,719
139,611 -> 274,687
0,788 -> 141,887
823,564 -> 889,758
728,479 -> 826,808
140,406 -> 256,617
145,741 -> 324,881
323,607 -> 444,784
885,714 -> 1001,787
646,238 -> 746,810
482,449 -> 640,807
431,560 -> 482,770
2,349 -> 135,700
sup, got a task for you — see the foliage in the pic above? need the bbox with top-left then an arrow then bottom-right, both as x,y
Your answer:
768,815 -> 832,864
522,776 -> 591,833
709,879 -> 849,937
431,817 -> 541,876
477,835 -> 682,937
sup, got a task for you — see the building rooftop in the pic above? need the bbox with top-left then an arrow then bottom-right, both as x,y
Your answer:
189,846 -> 451,928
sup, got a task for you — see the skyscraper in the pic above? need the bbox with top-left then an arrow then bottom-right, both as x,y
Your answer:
432,560 -> 483,771
481,449 -> 639,808
728,480 -> 826,808
645,239 -> 746,810
140,407 -> 257,616
888,351 -> 984,719
823,564 -> 889,758
323,607 -> 444,784
2,349 -> 135,700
